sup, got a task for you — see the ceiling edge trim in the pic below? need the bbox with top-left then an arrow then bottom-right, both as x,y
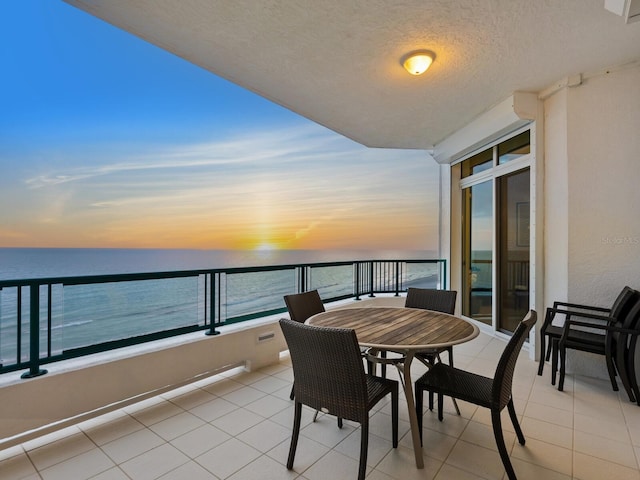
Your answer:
432,92 -> 538,164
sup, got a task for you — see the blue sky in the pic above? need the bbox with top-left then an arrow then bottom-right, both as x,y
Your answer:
0,1 -> 440,251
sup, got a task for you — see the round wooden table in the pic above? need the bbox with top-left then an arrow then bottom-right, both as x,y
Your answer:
308,306 -> 479,469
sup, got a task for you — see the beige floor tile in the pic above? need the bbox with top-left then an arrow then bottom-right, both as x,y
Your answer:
90,467 -> 131,480
520,416 -> 573,449
574,411 -> 631,442
189,396 -> 239,422
211,407 -> 265,436
27,432 -> 95,471
149,411 -> 206,441
82,412 -> 145,446
168,388 -> 218,410
249,375 -> 291,394
510,436 -> 572,476
156,461 -> 219,480
101,428 -> 165,464
170,423 -> 231,458
236,419 -> 294,453
227,454 -> 298,480
39,448 -> 114,480
376,444 -> 442,480
130,400 -> 185,427
446,440 -> 506,480
299,415 -> 357,449
399,427 -> 456,462
508,457 -> 571,480
195,438 -> 261,479
302,449 -> 365,480
120,443 -> 189,480
202,377 -> 244,397
434,463 -> 487,479
0,450 -> 39,479
333,430 -> 393,467
459,420 -> 516,452
573,451 -> 640,480
244,394 -> 291,418
267,434 -> 330,473
222,385 -> 267,407
574,429 -> 638,468
523,400 -> 573,428
368,411 -> 411,445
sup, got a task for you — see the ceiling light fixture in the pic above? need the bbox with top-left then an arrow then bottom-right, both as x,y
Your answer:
402,50 -> 435,75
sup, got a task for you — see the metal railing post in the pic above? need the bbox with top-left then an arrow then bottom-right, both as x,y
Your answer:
206,273 -> 220,335
21,284 -> 47,378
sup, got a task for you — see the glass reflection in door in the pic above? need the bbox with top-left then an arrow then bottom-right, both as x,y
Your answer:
462,181 -> 493,325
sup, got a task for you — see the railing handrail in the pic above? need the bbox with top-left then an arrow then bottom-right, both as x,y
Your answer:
0,258 -> 446,378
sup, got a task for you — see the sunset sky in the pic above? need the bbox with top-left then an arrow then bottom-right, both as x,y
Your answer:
0,1 -> 441,252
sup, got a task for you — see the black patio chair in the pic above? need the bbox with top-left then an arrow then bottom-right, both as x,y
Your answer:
376,288 -> 457,379
415,310 -> 536,480
405,288 -> 458,412
557,290 -> 640,396
284,290 -> 326,401
279,318 -> 398,480
538,286 -> 639,381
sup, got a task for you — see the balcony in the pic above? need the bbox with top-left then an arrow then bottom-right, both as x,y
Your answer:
1,290 -> 640,479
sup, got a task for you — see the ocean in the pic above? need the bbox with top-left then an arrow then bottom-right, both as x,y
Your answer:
0,248 -> 440,365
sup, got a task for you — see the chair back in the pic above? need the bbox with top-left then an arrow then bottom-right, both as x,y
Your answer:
405,288 -> 457,314
610,287 -> 640,326
492,310 -> 537,410
279,318 -> 368,422
284,290 -> 325,323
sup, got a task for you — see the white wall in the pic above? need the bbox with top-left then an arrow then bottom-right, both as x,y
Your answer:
543,64 -> 640,377
567,66 -> 640,303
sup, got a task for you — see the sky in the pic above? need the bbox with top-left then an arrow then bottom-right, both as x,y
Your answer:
0,1 -> 441,252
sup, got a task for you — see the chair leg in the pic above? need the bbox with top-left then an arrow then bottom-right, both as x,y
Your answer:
627,337 -> 640,405
289,384 -> 294,401
358,419 -> 369,480
551,339 -> 558,386
287,402 -> 302,470
507,399 -> 525,445
391,384 -> 399,448
554,340 -> 567,392
615,340 -> 635,402
558,340 -> 565,391
380,351 -> 387,379
491,409 -> 518,480
538,333 -> 548,375
605,342 -> 619,392
437,393 -> 444,422
415,384 -> 424,446
338,417 -> 343,429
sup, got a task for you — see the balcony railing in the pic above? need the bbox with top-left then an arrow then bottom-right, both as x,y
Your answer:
0,258 -> 445,378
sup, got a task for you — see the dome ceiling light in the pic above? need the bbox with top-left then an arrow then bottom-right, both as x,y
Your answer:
402,50 -> 435,75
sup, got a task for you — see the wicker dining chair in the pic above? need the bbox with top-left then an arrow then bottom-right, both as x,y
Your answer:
284,290 -> 326,400
376,288 -> 457,379
415,310 -> 536,480
279,318 -> 398,480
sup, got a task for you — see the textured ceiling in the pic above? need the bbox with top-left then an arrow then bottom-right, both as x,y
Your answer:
65,0 -> 640,149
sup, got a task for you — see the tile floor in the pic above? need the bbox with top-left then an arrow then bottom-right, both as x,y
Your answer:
2,331 -> 640,480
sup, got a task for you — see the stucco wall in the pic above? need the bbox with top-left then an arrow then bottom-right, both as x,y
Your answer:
543,64 -> 640,378
567,66 -> 640,304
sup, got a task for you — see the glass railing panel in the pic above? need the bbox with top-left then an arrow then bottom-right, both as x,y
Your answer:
307,264 -> 353,300
403,262 -> 442,290
223,268 -> 296,321
59,276 -> 201,350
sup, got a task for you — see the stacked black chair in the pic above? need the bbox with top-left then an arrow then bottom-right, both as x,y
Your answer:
538,286 -> 638,384
557,290 -> 640,396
